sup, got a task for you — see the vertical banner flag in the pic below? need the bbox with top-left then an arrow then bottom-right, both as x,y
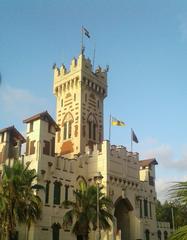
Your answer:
131,129 -> 139,143
111,117 -> 126,126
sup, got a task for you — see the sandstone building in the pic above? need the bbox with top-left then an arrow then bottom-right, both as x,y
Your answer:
0,51 -> 170,240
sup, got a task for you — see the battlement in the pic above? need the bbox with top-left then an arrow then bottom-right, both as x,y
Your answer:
85,141 -> 139,163
53,53 -> 108,97
110,144 -> 139,161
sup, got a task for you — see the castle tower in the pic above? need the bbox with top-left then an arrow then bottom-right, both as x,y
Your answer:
53,53 -> 108,158
23,111 -> 59,171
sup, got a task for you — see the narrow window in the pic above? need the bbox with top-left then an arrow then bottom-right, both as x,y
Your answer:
65,185 -> 69,201
74,93 -> 76,101
140,199 -> 142,218
45,181 -> 50,204
30,122 -> 33,132
145,229 -> 150,240
61,99 -> 63,107
56,157 -> 60,169
83,125 -> 86,137
48,123 -> 51,133
43,141 -> 50,155
144,199 -> 148,217
68,121 -> 72,139
89,122 -> 92,139
164,231 -> 168,240
93,123 -> 96,140
52,224 -> 60,240
85,93 -> 87,102
30,140 -> 36,155
149,202 -> 152,218
64,122 -> 67,140
51,137 -> 55,156
53,182 -> 61,205
97,100 -> 100,108
158,231 -> 162,240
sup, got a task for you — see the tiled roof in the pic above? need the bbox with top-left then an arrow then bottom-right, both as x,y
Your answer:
0,125 -> 26,143
23,111 -> 60,131
139,158 -> 158,167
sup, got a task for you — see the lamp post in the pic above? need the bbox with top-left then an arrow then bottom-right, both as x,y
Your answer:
94,172 -> 103,240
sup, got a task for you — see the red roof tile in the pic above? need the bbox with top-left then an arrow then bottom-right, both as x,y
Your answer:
23,111 -> 60,131
0,126 -> 26,143
139,158 -> 158,167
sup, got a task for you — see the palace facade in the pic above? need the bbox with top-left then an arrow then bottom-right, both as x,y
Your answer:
0,51 -> 170,240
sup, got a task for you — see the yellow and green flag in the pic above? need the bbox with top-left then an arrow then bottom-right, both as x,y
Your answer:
111,117 -> 126,126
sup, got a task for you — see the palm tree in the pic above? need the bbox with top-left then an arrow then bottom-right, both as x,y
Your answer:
16,164 -> 43,240
169,181 -> 187,240
0,160 -> 43,240
62,182 -> 114,240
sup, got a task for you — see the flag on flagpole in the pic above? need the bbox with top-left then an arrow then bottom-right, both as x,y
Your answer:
111,117 -> 126,126
131,129 -> 139,143
83,27 -> 90,38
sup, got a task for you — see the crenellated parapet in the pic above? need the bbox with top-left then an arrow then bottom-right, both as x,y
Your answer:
53,53 -> 107,98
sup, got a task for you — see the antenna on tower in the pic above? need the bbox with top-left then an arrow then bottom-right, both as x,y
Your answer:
92,42 -> 96,71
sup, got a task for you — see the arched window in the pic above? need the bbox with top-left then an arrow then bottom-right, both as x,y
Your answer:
145,229 -> 150,240
63,122 -> 67,140
53,181 -> 61,205
157,230 -> 162,240
52,223 -> 61,240
88,121 -> 92,139
164,231 -> 168,240
87,113 -> 97,141
93,123 -> 96,140
10,231 -> 19,240
62,112 -> 73,140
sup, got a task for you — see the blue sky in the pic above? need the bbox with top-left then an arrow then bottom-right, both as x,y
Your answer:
1,0 -> 187,201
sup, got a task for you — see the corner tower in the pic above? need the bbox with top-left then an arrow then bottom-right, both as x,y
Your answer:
53,53 -> 107,157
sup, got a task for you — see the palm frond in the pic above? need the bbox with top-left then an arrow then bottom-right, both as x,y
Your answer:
169,225 -> 187,240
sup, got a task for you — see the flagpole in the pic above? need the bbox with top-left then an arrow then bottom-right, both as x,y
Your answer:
131,128 -> 133,152
92,42 -> 96,71
81,26 -> 84,53
109,114 -> 112,143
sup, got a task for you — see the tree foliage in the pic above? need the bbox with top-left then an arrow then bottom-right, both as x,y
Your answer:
0,160 -> 43,240
168,181 -> 187,240
62,182 -> 114,240
156,200 -> 187,229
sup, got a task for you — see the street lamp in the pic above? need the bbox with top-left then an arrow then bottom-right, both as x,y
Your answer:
94,172 -> 103,240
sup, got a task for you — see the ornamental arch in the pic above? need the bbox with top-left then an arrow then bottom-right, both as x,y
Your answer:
114,197 -> 133,240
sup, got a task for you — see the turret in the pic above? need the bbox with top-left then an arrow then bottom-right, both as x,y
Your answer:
23,111 -> 59,172
0,126 -> 25,168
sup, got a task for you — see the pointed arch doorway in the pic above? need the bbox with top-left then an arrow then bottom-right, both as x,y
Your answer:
114,197 -> 133,240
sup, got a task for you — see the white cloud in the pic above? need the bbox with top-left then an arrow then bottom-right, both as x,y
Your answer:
0,85 -> 54,125
140,142 -> 187,172
138,137 -> 187,202
156,179 -> 172,203
156,174 -> 187,203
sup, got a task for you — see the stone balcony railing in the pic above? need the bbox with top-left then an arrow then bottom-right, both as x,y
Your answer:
157,221 -> 170,229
